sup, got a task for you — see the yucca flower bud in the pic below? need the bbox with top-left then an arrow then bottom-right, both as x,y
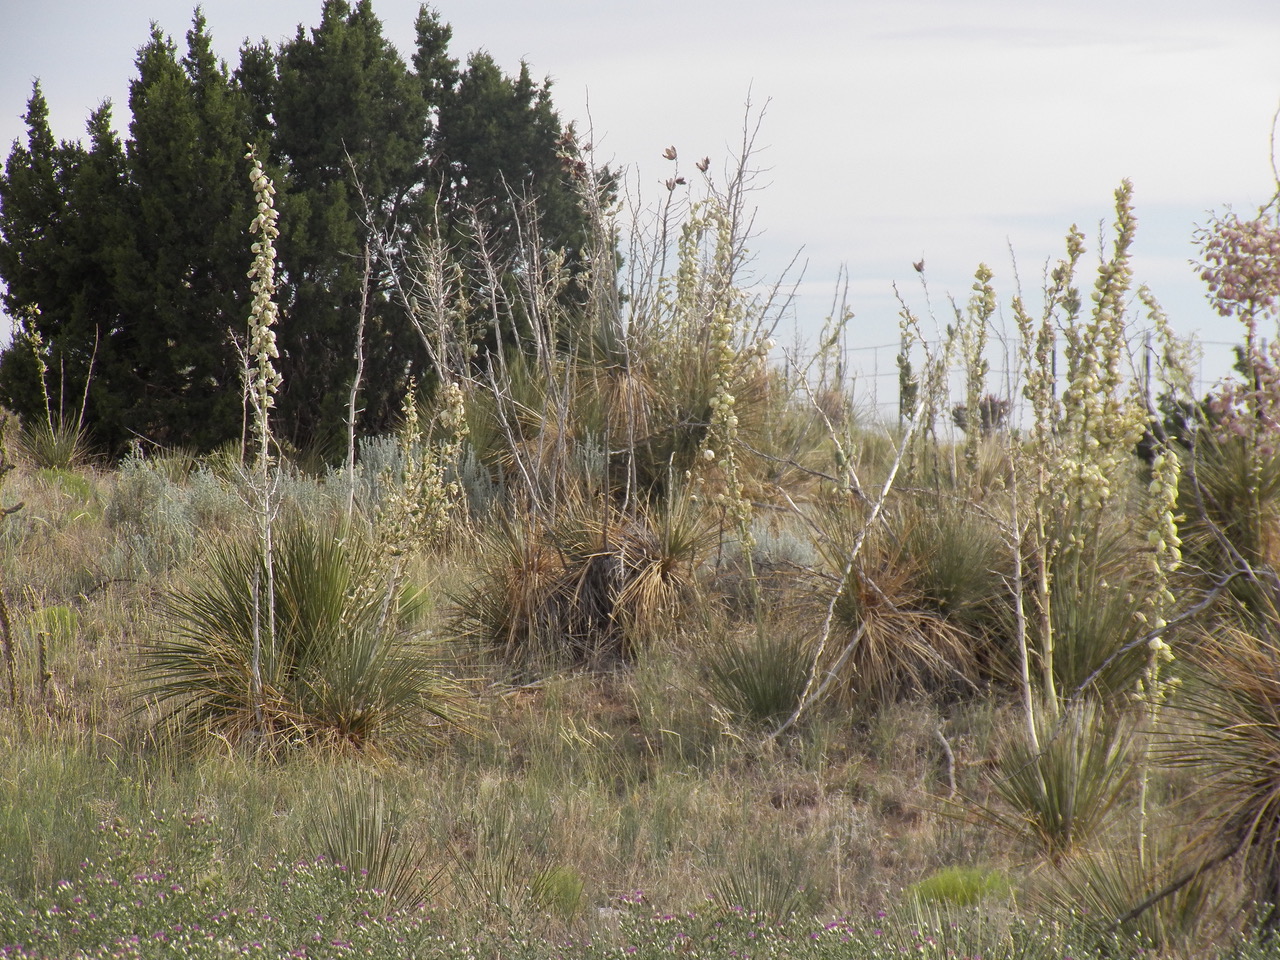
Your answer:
245,145 -> 282,468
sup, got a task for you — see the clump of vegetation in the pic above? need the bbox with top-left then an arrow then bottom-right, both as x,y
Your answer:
138,513 -> 462,755
453,492 -> 713,671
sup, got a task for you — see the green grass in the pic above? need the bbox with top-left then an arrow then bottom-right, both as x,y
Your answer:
0,810 -> 1111,960
905,864 -> 1011,906
0,400 -> 1274,958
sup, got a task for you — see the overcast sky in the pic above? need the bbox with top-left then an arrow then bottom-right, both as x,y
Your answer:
3,0 -> 1280,402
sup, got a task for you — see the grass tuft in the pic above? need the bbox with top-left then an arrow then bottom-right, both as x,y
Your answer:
137,512 -> 465,755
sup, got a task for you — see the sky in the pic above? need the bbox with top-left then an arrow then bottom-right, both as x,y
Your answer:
2,0 -> 1280,410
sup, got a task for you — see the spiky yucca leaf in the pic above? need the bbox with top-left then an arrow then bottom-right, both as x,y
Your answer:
453,491 -> 714,671
711,844 -> 823,919
900,497 -> 1009,642
1038,837 -> 1220,954
1164,612 -> 1280,930
970,699 -> 1135,863
447,809 -> 581,922
813,497 -> 981,705
138,516 -> 462,754
306,771 -> 438,909
704,627 -> 812,727
832,576 -> 979,704
19,417 -> 93,469
1045,513 -> 1153,700
1181,432 -> 1280,574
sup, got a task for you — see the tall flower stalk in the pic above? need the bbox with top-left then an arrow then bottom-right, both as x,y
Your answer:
1197,207 -> 1280,559
245,144 -> 282,733
958,263 -> 995,478
1009,182 -> 1148,720
377,378 -> 469,560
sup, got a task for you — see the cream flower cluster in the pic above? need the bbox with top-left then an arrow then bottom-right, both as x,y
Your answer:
1139,284 -> 1187,630
1145,449 -> 1183,610
960,263 -> 995,471
704,307 -> 753,547
17,305 -> 56,433
379,379 -> 469,556
1058,182 -> 1146,515
245,146 -> 282,453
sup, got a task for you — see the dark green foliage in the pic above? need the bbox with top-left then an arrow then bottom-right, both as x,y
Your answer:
0,15 -> 252,456
271,0 -> 434,446
432,52 -> 583,259
0,89 -> 133,453
117,15 -> 253,451
0,3 -> 594,459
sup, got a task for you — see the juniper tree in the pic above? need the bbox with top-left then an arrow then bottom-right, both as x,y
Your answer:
0,3 -> 600,457
120,14 -> 253,451
0,88 -> 132,450
271,0 -> 431,450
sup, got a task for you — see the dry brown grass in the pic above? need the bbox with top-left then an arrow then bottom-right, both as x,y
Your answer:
0,444 -> 1246,951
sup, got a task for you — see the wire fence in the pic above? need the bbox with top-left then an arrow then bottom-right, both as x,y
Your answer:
786,336 -> 1244,428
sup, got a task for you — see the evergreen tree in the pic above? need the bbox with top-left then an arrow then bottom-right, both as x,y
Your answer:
433,52 -> 581,255
428,51 -> 595,356
272,0 -> 430,449
0,83 -> 69,422
53,105 -> 134,446
118,14 -> 252,451
412,5 -> 458,111
233,39 -> 277,147
0,87 -> 133,448
0,3 -> 602,458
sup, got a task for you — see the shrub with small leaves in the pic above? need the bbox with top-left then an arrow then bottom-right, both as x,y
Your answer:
1197,209 -> 1280,454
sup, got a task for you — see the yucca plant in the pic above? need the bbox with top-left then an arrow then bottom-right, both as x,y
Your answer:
17,417 -> 93,470
1181,431 -> 1280,577
972,698 -> 1135,864
710,843 -> 824,919
138,514 -> 462,755
446,808 -> 582,924
11,303 -> 96,470
305,770 -> 439,909
811,496 -> 980,706
1037,835 -> 1222,955
703,625 -> 812,727
453,490 -> 714,671
1046,522 -> 1153,700
1163,610 -> 1280,933
899,495 -> 1010,671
